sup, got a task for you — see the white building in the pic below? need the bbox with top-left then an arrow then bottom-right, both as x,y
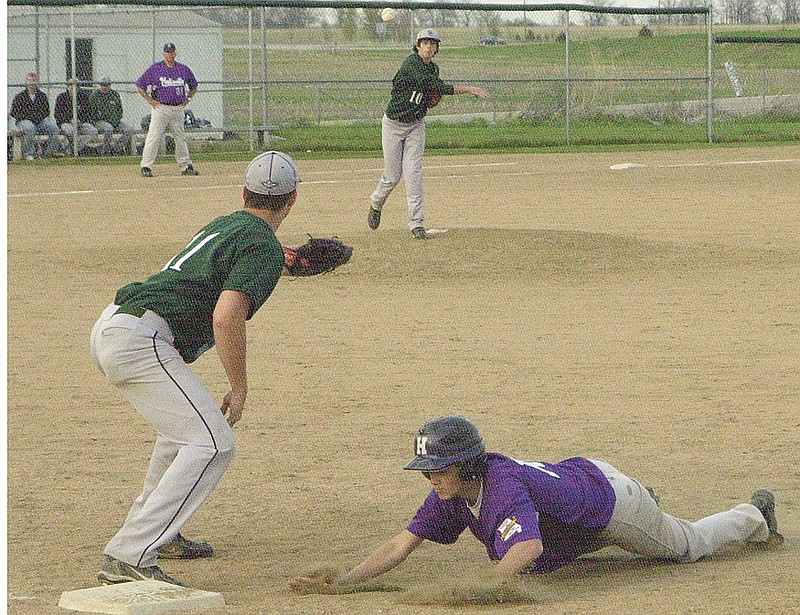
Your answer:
7,6 -> 224,131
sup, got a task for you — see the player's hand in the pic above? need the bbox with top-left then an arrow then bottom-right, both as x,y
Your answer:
469,86 -> 490,99
287,575 -> 335,593
220,391 -> 245,426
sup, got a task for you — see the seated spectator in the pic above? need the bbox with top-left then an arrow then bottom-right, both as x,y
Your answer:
10,72 -> 63,160
88,76 -> 134,155
7,115 -> 21,161
55,82 -> 99,154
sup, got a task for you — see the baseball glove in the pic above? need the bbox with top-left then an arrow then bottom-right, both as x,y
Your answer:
288,567 -> 402,595
283,236 -> 353,276
426,92 -> 442,108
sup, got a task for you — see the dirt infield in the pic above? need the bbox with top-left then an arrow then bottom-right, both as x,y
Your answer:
7,146 -> 799,614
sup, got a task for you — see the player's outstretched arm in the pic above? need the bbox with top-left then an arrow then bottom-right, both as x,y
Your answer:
287,530 -> 422,594
338,530 -> 422,585
454,85 -> 490,99
493,539 -> 543,578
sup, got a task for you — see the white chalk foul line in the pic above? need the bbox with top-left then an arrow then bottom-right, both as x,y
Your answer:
8,164 -> 526,199
611,158 -> 800,171
8,161 -> 519,199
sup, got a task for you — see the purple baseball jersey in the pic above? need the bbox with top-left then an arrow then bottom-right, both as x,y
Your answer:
136,61 -> 198,105
406,454 -> 616,573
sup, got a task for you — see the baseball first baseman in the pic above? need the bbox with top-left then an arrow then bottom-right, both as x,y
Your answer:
368,29 -> 489,239
91,151 -> 303,587
289,416 -> 782,592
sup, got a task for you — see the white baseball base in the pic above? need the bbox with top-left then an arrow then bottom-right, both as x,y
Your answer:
610,163 -> 646,170
425,228 -> 448,236
58,581 -> 224,615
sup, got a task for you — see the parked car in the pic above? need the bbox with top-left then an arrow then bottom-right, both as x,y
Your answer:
480,35 -> 507,46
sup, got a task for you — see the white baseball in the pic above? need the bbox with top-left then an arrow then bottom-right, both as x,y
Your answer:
381,8 -> 397,22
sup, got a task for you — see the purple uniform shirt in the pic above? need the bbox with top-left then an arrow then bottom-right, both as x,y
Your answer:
136,61 -> 198,106
406,454 -> 616,573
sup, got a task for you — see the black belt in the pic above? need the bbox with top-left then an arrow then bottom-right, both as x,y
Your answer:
115,304 -> 147,318
160,102 -> 184,106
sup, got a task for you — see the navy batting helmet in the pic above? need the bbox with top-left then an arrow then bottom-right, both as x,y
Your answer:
404,416 -> 486,474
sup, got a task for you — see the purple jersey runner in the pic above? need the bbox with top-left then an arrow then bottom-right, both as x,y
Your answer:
136,61 -> 198,106
406,454 -> 616,573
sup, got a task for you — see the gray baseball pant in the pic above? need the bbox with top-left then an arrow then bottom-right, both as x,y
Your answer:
140,104 -> 192,171
370,114 -> 426,230
590,459 -> 768,562
95,120 -> 134,154
90,304 -> 234,568
60,121 -> 98,151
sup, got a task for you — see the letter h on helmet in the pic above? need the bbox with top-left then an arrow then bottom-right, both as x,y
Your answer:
404,416 -> 487,480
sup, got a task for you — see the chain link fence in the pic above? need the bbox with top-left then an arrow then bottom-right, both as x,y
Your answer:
6,1 -> 799,159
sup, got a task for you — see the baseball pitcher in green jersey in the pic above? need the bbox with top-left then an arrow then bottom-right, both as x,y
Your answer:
90,151 -> 301,587
368,28 -> 489,239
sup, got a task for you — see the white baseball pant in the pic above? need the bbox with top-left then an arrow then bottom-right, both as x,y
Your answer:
140,104 -> 192,171
90,304 -> 234,568
370,114 -> 427,230
590,459 -> 769,562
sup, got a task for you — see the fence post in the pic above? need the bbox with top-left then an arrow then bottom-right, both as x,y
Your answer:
248,8 -> 255,152
261,7 -> 269,145
70,7 -> 78,157
706,5 -> 714,143
34,6 -> 40,79
565,10 -> 571,146
316,84 -> 322,126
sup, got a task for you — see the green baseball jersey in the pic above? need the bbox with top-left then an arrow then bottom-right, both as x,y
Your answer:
88,88 -> 125,128
114,210 -> 284,363
385,52 -> 454,123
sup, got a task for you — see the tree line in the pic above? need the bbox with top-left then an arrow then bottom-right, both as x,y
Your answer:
194,3 -> 798,30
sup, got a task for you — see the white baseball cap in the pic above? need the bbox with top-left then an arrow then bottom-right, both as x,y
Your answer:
245,151 -> 300,196
416,28 -> 441,44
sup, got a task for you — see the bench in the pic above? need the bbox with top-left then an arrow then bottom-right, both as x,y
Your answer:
10,125 -> 284,160
129,126 -> 284,152
10,131 -> 129,160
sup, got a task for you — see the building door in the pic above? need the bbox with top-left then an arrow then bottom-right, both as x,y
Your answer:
65,38 -> 93,85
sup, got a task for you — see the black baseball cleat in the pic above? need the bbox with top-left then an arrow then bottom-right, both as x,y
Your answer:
750,490 -> 779,534
182,164 -> 199,176
158,533 -> 214,560
368,207 -> 381,230
411,227 -> 428,240
750,489 -> 784,545
97,555 -> 188,587
141,167 -> 153,178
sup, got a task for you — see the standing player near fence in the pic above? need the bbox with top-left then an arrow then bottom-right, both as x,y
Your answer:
136,42 -> 199,177
368,29 -> 489,239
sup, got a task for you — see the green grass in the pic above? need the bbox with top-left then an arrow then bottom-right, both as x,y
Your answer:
263,115 -> 799,155
20,24 -> 800,165
163,114 -> 795,161
218,23 -> 800,134
24,115 -> 798,168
